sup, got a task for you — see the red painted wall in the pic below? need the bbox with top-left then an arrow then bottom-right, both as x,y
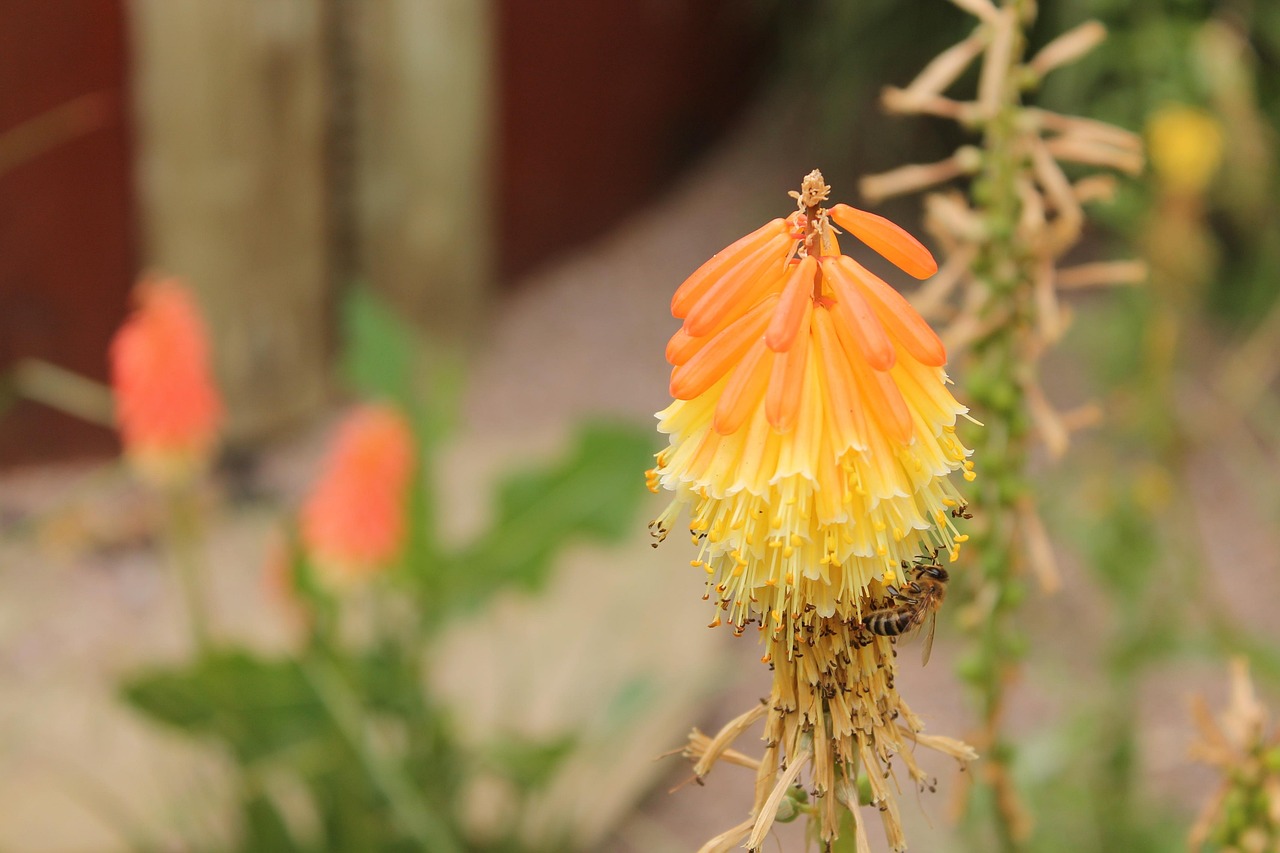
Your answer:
0,0 -> 136,466
496,0 -> 776,279
0,1 -> 775,465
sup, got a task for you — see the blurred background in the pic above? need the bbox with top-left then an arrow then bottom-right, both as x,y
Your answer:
2,0 -> 1280,851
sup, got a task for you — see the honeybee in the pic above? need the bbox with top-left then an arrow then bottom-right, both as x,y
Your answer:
862,554 -> 949,666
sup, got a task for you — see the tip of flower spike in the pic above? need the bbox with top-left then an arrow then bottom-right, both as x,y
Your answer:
765,256 -> 817,353
301,405 -> 416,580
836,256 -> 947,367
820,257 -> 896,372
669,295 -> 778,400
829,204 -> 938,280
671,220 -> 788,319
109,275 -> 224,484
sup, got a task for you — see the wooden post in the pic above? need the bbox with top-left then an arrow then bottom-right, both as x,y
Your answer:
128,1 -> 494,438
353,0 -> 493,341
128,1 -> 330,441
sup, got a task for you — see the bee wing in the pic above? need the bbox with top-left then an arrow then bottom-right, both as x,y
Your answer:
920,609 -> 938,667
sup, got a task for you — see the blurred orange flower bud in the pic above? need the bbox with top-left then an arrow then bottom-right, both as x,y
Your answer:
109,275 -> 223,487
301,404 -> 415,581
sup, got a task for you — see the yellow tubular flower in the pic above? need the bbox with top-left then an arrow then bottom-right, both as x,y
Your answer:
650,170 -> 976,849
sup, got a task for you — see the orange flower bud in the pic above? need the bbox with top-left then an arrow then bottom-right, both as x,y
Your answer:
109,276 -> 223,486
300,405 -> 415,581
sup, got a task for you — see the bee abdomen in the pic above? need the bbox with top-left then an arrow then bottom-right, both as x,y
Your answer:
863,608 -> 915,637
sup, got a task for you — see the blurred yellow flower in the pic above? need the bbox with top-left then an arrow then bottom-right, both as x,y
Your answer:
1147,104 -> 1224,197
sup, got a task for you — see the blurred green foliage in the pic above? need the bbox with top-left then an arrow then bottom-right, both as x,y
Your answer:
796,0 -> 1280,329
1039,0 -> 1280,329
120,288 -> 654,852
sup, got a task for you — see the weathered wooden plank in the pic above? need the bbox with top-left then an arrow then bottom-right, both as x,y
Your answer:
353,0 -> 493,341
128,1 -> 330,440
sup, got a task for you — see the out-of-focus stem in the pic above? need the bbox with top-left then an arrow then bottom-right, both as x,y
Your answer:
964,1 -> 1036,849
165,484 -> 212,652
404,346 -> 464,609
302,656 -> 462,853
8,358 -> 114,427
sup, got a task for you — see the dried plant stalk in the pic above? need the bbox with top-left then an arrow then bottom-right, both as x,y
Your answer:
861,1 -> 1144,848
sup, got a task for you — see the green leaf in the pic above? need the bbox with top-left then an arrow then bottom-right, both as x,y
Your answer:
121,651 -> 326,765
482,733 -> 578,791
446,421 -> 654,610
307,771 -> 411,853
602,675 -> 658,729
339,286 -> 416,405
352,642 -> 424,719
237,792 -> 305,853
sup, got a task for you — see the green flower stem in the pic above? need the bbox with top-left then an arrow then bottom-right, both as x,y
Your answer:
301,656 -> 461,853
404,346 -> 465,607
961,2 -> 1037,849
165,483 -> 212,653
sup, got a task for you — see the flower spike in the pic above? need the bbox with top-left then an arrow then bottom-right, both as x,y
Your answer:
301,404 -> 415,583
109,275 -> 223,487
651,170 -> 975,849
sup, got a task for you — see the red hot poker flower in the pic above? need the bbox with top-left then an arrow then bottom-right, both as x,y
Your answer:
649,170 -> 976,849
300,404 -> 415,582
109,276 -> 224,486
